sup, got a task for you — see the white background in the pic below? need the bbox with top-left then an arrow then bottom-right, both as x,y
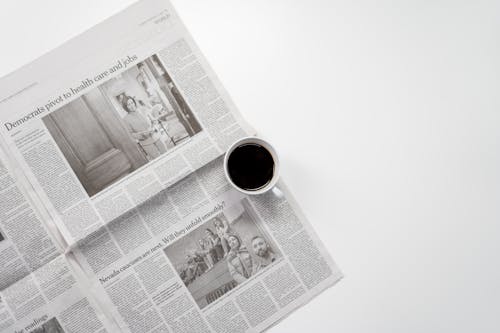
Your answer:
1,0 -> 499,332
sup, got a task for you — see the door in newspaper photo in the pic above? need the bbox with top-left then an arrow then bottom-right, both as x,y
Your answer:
164,198 -> 282,310
42,54 -> 202,197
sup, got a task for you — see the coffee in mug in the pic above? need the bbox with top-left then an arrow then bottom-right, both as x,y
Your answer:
224,137 -> 279,195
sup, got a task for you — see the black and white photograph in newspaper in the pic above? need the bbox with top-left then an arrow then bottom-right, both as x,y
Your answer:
42,54 -> 202,197
163,198 -> 281,309
30,317 -> 65,333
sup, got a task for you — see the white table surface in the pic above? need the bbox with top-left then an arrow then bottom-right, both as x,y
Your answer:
1,1 -> 499,332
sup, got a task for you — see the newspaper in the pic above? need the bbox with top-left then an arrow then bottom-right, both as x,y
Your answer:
0,0 -> 342,332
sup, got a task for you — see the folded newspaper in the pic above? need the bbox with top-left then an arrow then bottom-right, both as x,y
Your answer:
0,0 -> 342,332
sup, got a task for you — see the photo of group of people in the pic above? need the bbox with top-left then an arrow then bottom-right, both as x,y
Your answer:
43,54 -> 202,197
164,199 -> 281,309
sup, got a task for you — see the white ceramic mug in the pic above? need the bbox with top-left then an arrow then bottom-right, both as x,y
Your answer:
223,136 -> 280,195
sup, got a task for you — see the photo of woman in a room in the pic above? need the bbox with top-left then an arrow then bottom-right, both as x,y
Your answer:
121,95 -> 167,159
111,55 -> 203,161
42,53 -> 205,197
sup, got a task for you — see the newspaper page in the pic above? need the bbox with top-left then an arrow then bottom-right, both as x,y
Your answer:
0,147 -> 119,332
72,157 -> 342,333
0,0 -> 254,245
0,254 -> 121,333
0,0 -> 343,332
0,146 -> 62,291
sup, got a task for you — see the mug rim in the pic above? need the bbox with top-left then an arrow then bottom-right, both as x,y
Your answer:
223,136 -> 280,195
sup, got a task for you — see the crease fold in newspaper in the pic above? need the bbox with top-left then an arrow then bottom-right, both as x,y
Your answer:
0,0 -> 342,332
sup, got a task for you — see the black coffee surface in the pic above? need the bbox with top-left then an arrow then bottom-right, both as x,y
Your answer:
227,143 -> 274,191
